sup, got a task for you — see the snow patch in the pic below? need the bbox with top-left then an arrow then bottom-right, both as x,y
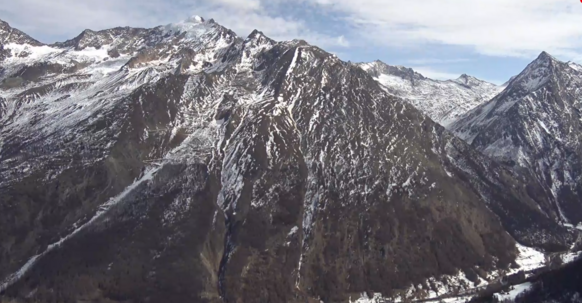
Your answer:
513,243 -> 547,273
493,282 -> 533,302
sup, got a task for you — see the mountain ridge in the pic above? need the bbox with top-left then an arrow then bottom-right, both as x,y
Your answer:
358,60 -> 504,126
0,20 -> 42,46
450,50 -> 582,227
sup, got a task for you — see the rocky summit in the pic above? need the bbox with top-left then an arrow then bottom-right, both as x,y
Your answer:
0,17 -> 580,303
451,51 -> 582,229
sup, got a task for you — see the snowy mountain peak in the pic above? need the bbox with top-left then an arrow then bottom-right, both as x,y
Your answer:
58,28 -> 108,50
456,73 -> 475,82
450,51 -> 582,225
81,29 -> 96,34
536,50 -> 556,62
452,73 -> 489,87
186,15 -> 205,23
0,19 -> 43,46
51,26 -> 158,56
164,19 -> 209,36
162,16 -> 238,42
527,51 -> 560,72
360,60 -> 502,125
357,60 -> 425,81
244,29 -> 275,49
450,52 -> 578,143
502,51 -> 565,94
247,29 -> 268,41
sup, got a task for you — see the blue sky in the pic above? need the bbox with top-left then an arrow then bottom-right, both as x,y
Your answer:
2,0 -> 582,84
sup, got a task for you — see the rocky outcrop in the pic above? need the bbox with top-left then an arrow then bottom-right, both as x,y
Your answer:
451,52 -> 582,226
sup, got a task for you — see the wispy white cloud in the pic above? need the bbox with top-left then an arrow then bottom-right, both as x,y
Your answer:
303,0 -> 582,60
210,0 -> 262,11
405,58 -> 471,65
410,66 -> 460,80
202,8 -> 349,49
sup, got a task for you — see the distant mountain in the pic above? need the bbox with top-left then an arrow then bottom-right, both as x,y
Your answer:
359,60 -> 503,126
450,51 -> 582,227
0,17 -> 579,303
1,20 -> 43,62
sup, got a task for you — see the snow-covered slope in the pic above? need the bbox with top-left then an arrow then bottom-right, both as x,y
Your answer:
450,51 -> 582,226
0,18 -> 579,303
0,16 -> 240,187
359,61 -> 503,126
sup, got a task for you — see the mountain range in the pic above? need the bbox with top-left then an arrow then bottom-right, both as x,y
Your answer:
0,16 -> 580,303
358,61 -> 504,126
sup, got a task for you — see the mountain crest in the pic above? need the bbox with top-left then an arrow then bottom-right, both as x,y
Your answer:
360,60 -> 502,125
506,50 -> 565,93
0,19 -> 43,46
536,50 -> 556,62
456,73 -> 475,81
358,60 -> 426,81
450,51 -> 582,226
247,29 -> 265,39
65,29 -> 98,49
452,73 -> 492,88
244,29 -> 275,49
527,51 -> 560,72
53,26 -> 150,51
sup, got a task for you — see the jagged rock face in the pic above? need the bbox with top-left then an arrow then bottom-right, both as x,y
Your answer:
450,52 -> 582,226
0,97 -> 5,119
359,60 -> 426,82
0,19 -> 577,303
53,27 -> 156,52
359,61 -> 503,126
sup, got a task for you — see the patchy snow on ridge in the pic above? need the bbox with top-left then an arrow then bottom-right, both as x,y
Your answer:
358,61 -> 503,126
450,51 -> 582,226
353,242 -> 550,303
